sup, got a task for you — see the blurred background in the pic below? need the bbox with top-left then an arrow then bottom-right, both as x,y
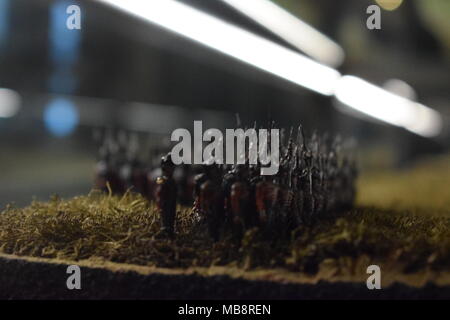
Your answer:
0,0 -> 449,206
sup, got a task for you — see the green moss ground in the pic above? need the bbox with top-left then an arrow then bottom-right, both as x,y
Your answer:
0,156 -> 449,287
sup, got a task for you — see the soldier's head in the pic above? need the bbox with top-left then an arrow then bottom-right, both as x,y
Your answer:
234,164 -> 247,178
202,158 -> 222,180
210,164 -> 222,180
161,153 -> 175,176
249,162 -> 260,178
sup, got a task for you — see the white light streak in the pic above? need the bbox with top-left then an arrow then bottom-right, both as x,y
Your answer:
334,76 -> 443,137
221,0 -> 345,67
97,0 -> 341,96
97,0 -> 443,138
383,79 -> 417,101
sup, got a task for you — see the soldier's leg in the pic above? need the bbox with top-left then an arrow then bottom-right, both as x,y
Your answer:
162,209 -> 176,236
210,221 -> 220,242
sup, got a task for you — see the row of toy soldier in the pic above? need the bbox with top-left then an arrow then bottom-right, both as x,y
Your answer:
94,126 -> 357,241
93,129 -> 196,207
190,127 -> 356,241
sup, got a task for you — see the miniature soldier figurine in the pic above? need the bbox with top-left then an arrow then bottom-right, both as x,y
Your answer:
340,156 -> 358,210
255,174 -> 280,236
193,164 -> 210,220
326,151 -> 339,211
120,133 -> 147,195
146,166 -> 161,201
229,165 -> 255,238
286,148 -> 302,228
145,147 -> 165,201
198,163 -> 225,241
155,153 -> 177,237
120,154 -> 147,195
276,161 -> 290,224
174,164 -> 194,206
348,158 -> 358,207
300,149 -> 313,222
222,165 -> 238,226
310,158 -> 322,217
94,139 -> 124,195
